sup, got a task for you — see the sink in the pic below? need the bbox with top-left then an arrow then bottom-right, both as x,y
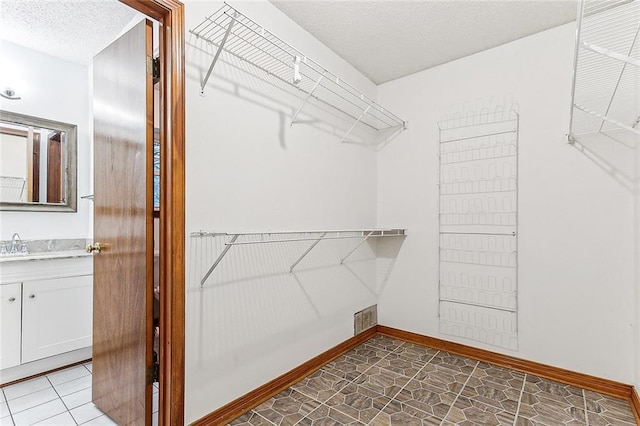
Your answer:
0,249 -> 91,263
0,238 -> 91,263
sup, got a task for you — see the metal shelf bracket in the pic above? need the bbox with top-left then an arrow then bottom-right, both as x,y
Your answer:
199,12 -> 237,96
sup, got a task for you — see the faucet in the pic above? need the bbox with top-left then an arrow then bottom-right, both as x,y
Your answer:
9,233 -> 28,255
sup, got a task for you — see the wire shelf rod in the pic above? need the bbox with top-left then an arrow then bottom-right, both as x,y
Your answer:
440,130 -> 517,145
439,299 -> 517,314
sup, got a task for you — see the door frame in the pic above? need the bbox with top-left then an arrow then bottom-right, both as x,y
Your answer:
119,1 -> 185,425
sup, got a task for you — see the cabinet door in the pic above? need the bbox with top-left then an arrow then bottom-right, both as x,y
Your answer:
0,283 -> 22,369
22,275 -> 93,363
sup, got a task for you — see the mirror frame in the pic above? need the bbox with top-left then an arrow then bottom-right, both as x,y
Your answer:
0,110 -> 77,212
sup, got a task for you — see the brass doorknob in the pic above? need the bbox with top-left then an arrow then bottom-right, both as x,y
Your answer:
86,242 -> 103,254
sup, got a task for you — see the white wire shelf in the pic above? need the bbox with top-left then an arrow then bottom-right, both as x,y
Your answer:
569,0 -> 640,143
191,228 -> 407,286
189,3 -> 407,141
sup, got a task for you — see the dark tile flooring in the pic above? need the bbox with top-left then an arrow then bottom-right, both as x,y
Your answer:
229,334 -> 637,426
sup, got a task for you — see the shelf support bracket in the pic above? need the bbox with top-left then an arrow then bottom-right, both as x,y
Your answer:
340,231 -> 373,264
200,14 -> 237,96
581,41 -> 640,67
200,234 -> 239,287
573,103 -> 640,135
290,232 -> 326,273
291,71 -> 326,126
339,104 -> 372,143
598,23 -> 640,132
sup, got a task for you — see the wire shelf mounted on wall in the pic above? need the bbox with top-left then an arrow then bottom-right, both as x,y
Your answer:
190,228 -> 407,287
568,0 -> 640,145
189,3 -> 407,143
437,106 -> 519,351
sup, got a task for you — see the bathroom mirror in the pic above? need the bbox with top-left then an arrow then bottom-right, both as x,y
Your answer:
0,110 -> 77,212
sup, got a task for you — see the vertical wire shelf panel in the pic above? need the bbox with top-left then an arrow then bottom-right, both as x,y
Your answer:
437,108 -> 519,350
190,3 -> 407,133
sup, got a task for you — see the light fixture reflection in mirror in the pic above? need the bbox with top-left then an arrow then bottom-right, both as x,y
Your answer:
0,111 -> 77,212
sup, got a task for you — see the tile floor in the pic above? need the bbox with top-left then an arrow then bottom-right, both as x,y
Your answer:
230,335 -> 637,426
0,362 -> 159,425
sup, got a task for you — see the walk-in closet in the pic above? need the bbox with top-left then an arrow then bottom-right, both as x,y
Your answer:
1,0 -> 639,425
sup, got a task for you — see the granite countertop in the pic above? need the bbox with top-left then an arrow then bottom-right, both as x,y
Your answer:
0,238 -> 92,263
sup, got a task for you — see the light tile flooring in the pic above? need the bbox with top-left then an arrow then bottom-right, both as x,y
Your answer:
0,362 -> 159,426
230,335 -> 637,426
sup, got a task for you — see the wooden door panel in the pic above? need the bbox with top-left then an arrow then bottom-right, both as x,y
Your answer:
92,18 -> 153,426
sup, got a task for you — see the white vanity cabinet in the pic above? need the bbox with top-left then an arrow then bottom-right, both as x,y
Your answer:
22,275 -> 93,363
0,283 -> 22,369
0,255 -> 93,384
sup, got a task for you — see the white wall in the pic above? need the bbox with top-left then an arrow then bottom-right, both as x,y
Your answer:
377,23 -> 636,385
0,40 -> 92,240
635,143 -> 640,390
184,1 -> 387,422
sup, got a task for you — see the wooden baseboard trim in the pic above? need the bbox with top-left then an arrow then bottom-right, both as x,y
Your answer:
191,327 -> 378,426
0,359 -> 91,389
378,325 -> 633,400
630,387 -> 640,425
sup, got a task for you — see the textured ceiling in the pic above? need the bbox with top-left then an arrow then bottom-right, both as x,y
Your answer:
0,0 -> 139,65
270,0 -> 578,84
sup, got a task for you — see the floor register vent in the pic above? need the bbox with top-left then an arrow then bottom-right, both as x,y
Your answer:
354,305 -> 377,335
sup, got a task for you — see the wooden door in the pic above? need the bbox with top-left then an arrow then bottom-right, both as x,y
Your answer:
92,19 -> 154,426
